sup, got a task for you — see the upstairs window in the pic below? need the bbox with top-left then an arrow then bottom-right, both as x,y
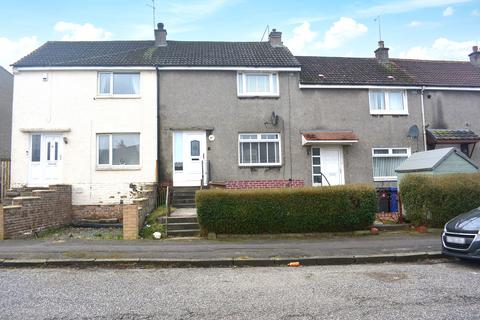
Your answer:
239,133 -> 281,166
237,73 -> 279,97
372,147 -> 410,181
98,72 -> 140,96
369,90 -> 408,115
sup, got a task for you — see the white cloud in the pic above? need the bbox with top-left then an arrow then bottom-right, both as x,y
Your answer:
315,17 -> 367,49
358,0 -> 469,17
443,6 -> 454,16
408,21 -> 423,27
54,21 -> 112,41
399,37 -> 478,60
0,36 -> 39,71
284,22 -> 317,54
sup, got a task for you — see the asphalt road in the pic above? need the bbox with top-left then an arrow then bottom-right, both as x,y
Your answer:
1,261 -> 479,320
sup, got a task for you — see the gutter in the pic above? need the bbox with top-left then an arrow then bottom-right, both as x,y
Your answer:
299,84 -> 480,92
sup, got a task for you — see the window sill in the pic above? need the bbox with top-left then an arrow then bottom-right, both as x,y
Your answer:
370,111 -> 409,116
95,95 -> 141,100
373,177 -> 398,182
239,164 -> 282,168
96,165 -> 141,171
237,93 -> 280,99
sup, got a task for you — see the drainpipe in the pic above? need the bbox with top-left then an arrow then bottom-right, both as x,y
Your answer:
420,86 -> 427,151
156,67 -> 161,185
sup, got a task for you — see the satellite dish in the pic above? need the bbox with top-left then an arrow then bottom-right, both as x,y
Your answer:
408,125 -> 419,139
271,112 -> 279,126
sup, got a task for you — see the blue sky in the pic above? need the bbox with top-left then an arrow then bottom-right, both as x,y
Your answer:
1,0 -> 479,70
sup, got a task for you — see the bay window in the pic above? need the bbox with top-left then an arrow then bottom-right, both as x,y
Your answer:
372,147 -> 410,181
239,133 -> 281,166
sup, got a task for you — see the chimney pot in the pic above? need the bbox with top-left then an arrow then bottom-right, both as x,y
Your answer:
375,40 -> 389,64
154,22 -> 167,47
268,28 -> 283,47
469,45 -> 480,67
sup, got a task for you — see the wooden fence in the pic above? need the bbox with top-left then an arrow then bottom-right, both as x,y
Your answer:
0,160 -> 11,202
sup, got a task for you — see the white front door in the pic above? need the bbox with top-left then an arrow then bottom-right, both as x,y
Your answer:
28,134 -> 63,187
172,131 -> 207,187
312,146 -> 344,186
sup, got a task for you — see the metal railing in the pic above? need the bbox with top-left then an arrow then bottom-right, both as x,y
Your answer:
0,160 -> 10,202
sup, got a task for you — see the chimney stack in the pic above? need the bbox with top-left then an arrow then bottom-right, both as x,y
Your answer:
469,46 -> 480,67
375,40 -> 389,64
268,29 -> 283,47
154,23 -> 167,47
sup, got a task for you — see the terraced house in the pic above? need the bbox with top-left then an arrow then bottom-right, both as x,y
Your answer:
9,23 -> 480,219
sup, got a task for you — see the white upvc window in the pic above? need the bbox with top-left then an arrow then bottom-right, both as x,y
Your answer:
237,72 -> 279,97
97,72 -> 140,96
97,133 -> 140,167
369,90 -> 408,115
238,133 -> 281,166
372,147 -> 411,181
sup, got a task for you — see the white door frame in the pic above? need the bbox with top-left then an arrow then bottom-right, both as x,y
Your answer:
28,133 -> 63,187
172,130 -> 207,187
311,145 -> 344,186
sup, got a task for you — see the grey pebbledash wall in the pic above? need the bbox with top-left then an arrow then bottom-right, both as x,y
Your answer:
158,70 -> 426,187
424,90 -> 480,161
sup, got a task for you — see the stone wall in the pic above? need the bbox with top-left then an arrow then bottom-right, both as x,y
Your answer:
72,183 -> 158,223
0,185 -> 72,239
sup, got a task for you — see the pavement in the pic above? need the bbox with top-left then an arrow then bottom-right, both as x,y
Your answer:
0,232 -> 444,267
1,261 -> 477,319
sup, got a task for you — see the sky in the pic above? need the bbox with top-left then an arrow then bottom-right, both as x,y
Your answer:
0,0 -> 479,71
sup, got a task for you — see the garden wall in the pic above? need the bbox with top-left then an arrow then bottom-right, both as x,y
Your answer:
0,185 -> 72,239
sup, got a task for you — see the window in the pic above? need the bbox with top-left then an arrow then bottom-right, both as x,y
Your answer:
312,147 -> 322,185
97,133 -> 140,167
369,90 -> 408,115
173,132 -> 183,171
98,72 -> 140,96
31,134 -> 41,162
237,73 -> 279,97
239,133 -> 281,166
372,147 -> 410,181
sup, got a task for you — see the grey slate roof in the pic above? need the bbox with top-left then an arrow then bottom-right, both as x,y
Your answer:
296,56 -> 480,87
13,41 -> 301,68
427,128 -> 480,144
395,147 -> 478,173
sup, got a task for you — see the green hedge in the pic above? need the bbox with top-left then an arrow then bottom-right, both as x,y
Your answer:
196,184 -> 377,235
399,173 -> 480,227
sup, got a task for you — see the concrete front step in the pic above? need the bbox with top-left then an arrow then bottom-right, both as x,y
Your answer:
159,216 -> 198,224
174,203 -> 196,208
167,229 -> 200,237
167,222 -> 200,231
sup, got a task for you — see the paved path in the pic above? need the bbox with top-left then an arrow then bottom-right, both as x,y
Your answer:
0,233 -> 440,260
1,260 -> 478,319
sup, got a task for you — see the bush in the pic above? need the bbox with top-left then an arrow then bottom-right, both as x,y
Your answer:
196,184 -> 377,235
139,206 -> 167,239
399,173 -> 480,227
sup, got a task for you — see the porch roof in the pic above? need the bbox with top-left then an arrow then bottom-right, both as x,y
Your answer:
426,128 -> 480,145
301,131 -> 359,146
